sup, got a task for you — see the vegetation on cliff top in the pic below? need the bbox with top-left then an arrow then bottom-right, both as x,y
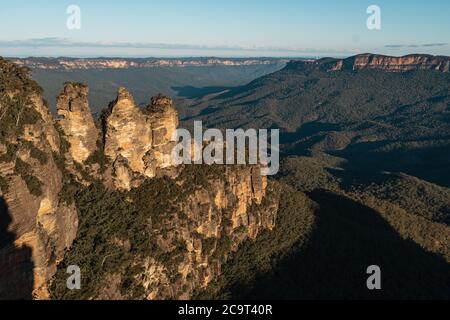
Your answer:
0,58 -> 45,197
0,58 -> 43,143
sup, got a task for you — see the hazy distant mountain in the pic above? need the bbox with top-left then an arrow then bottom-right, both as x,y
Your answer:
11,57 -> 290,70
12,57 -> 287,115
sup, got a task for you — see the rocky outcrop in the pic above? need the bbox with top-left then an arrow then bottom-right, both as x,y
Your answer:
0,58 -> 78,299
54,84 -> 178,190
46,84 -> 278,301
104,89 -> 178,190
287,54 -> 450,73
172,166 -> 275,296
56,83 -> 99,165
91,165 -> 278,300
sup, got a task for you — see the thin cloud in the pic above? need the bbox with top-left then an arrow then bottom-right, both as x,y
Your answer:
422,43 -> 448,47
0,37 -> 352,55
385,43 -> 448,48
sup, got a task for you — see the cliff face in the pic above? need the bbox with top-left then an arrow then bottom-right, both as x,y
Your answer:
140,167 -> 276,300
0,58 -> 278,300
0,59 -> 78,299
287,54 -> 450,73
103,88 -> 178,190
45,163 -> 277,300
56,83 -> 99,165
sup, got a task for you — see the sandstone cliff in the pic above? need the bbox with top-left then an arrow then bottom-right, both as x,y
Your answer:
141,167 -> 276,300
0,58 -> 78,299
56,83 -> 99,165
287,54 -> 450,73
49,164 -> 278,300
103,88 -> 178,190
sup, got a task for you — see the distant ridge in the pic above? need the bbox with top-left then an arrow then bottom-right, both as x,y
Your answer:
286,53 -> 450,73
10,57 -> 289,70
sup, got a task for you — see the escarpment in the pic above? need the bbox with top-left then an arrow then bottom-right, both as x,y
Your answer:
346,54 -> 450,72
0,58 -> 279,300
287,53 -> 450,73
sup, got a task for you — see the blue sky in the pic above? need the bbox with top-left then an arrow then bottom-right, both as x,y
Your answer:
0,0 -> 449,57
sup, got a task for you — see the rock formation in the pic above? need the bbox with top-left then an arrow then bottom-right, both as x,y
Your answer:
91,165 -> 277,300
103,88 -> 178,190
56,83 -> 99,165
144,167 -> 276,300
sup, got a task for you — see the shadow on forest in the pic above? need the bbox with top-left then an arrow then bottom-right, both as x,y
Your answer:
172,86 -> 231,99
0,197 -> 34,300
330,143 -> 450,189
227,191 -> 450,299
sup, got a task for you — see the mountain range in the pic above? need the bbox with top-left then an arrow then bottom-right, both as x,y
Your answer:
15,57 -> 287,115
